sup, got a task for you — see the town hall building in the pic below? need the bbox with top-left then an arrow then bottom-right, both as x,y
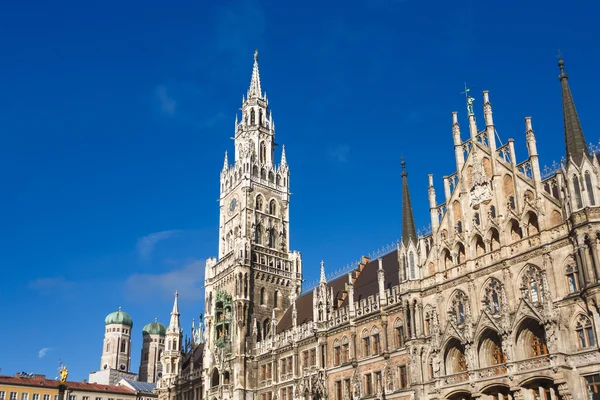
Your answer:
152,52 -> 600,400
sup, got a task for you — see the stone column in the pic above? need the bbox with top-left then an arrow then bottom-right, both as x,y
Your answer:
410,301 -> 417,340
381,316 -> 389,353
590,241 -> 600,281
576,246 -> 590,285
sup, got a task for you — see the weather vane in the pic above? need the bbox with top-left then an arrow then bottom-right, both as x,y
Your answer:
461,82 -> 475,116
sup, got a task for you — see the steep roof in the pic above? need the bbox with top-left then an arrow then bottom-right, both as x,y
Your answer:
181,344 -> 204,376
119,380 -> 156,393
277,249 -> 399,332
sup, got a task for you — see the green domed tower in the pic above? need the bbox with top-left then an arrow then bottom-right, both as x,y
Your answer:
100,307 -> 133,373
139,318 -> 167,383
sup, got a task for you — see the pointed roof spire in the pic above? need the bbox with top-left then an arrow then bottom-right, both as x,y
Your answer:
248,49 -> 263,99
168,290 -> 180,332
401,159 -> 417,246
558,54 -> 589,165
281,145 -> 287,166
223,151 -> 229,171
319,260 -> 327,284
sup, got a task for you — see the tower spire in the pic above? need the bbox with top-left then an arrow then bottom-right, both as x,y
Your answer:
319,260 -> 326,284
401,159 -> 417,246
558,54 -> 589,165
223,151 -> 229,171
248,49 -> 263,99
168,290 -> 180,332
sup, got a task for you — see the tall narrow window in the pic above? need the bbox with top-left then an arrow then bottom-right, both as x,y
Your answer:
409,252 -> 415,280
586,172 -> 596,206
255,224 -> 263,245
576,315 -> 596,348
260,287 -> 265,305
260,141 -> 266,164
574,175 -> 583,209
566,265 -> 580,293
269,229 -> 277,248
250,109 -> 256,125
273,291 -> 279,308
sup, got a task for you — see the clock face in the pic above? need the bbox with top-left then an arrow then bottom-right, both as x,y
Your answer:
228,196 -> 238,216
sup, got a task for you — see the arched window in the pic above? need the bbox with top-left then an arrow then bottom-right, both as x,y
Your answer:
573,175 -> 583,209
576,315 -> 595,349
143,351 -> 149,361
586,172 -> 596,206
456,220 -> 463,234
255,224 -> 263,245
269,199 -> 277,215
521,265 -> 544,303
260,141 -> 266,164
489,205 -> 496,218
258,109 -> 263,126
333,339 -> 341,366
566,264 -> 580,293
268,229 -> 277,248
255,195 -> 263,211
409,252 -> 415,279
394,319 -> 405,348
341,336 -> 350,363
106,342 -> 111,352
474,212 -> 480,226
449,290 -> 468,325
250,109 -> 256,125
121,341 -> 126,353
371,327 -> 381,354
260,287 -> 265,305
211,368 -> 220,387
361,329 -> 371,357
483,279 -> 502,314
273,291 -> 279,308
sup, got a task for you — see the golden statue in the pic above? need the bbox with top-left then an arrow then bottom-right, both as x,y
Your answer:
59,366 -> 68,384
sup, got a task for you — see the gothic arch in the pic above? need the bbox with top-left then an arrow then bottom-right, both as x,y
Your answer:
447,289 -> 469,325
480,277 -> 504,315
211,368 -> 220,387
255,194 -> 264,211
514,316 -> 548,360
523,211 -> 539,236
443,337 -> 468,376
507,218 -> 523,242
268,171 -> 275,183
487,227 -> 501,251
477,328 -> 506,368
454,242 -> 466,264
441,248 -> 453,270
472,234 -> 485,257
269,199 -> 278,215
517,264 -> 544,303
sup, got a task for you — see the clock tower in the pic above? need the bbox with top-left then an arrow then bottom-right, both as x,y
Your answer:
203,51 -> 303,400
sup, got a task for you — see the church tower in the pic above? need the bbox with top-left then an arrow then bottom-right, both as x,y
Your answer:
203,50 -> 303,400
101,307 -> 133,372
139,318 -> 166,383
89,307 -> 137,385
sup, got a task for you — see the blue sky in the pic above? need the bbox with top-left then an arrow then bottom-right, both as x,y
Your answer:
1,0 -> 599,381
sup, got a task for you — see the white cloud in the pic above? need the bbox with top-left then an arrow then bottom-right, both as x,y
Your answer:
136,230 -> 181,260
28,278 -> 75,295
124,259 -> 205,302
38,347 -> 52,359
327,144 -> 350,163
155,85 -> 176,116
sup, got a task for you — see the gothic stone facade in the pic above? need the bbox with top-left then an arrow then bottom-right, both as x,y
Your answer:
157,55 -> 600,400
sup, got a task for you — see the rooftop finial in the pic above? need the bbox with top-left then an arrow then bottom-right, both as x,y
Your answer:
558,49 -> 567,79
461,82 -> 475,115
319,260 -> 326,283
118,306 -> 122,312
401,157 -> 407,177
248,49 -> 263,99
